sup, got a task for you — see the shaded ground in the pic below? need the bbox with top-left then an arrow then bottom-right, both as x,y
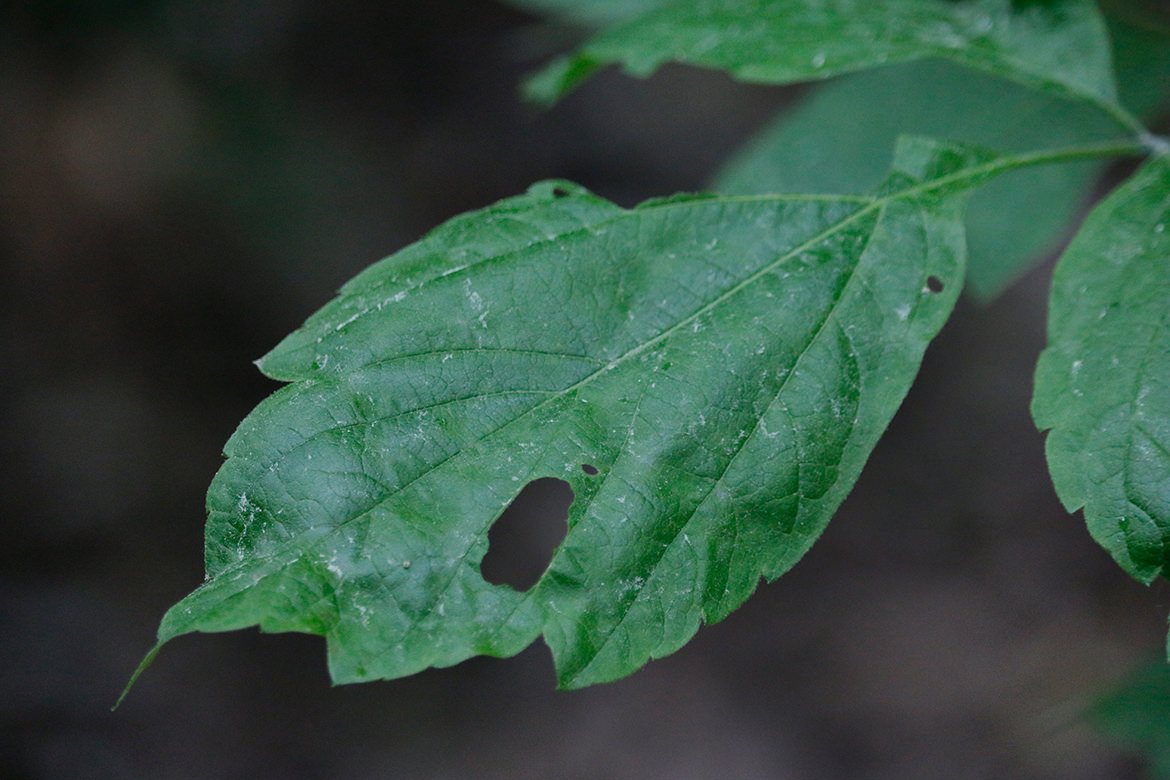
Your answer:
3,2 -> 1168,778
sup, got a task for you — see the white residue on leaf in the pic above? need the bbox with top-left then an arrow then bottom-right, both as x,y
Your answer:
464,279 -> 489,327
236,492 -> 261,560
465,278 -> 484,311
895,304 -> 911,321
1071,359 -> 1082,377
811,52 -> 826,68
334,308 -> 365,331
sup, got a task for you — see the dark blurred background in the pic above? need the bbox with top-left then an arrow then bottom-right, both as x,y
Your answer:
4,2 -> 1170,778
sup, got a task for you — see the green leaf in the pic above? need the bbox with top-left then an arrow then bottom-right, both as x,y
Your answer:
502,0 -> 673,26
142,139 -> 986,692
525,0 -> 1130,128
1033,154 -> 1170,586
1092,661 -> 1170,780
714,60 -> 1120,300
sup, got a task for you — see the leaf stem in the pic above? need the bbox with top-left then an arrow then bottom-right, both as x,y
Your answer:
908,136 -> 1151,200
1095,98 -> 1148,137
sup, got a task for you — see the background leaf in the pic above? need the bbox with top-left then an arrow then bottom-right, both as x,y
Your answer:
1033,154 -> 1170,586
713,6 -> 1170,301
714,60 -> 1120,300
504,0 -> 672,26
525,0 -> 1128,128
147,139 -> 986,690
1092,661 -> 1170,780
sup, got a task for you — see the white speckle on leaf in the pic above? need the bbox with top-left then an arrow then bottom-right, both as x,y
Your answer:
465,279 -> 485,313
334,309 -> 365,331
895,304 -> 911,321
811,52 -> 826,68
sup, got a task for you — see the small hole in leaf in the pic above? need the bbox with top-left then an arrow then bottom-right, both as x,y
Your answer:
481,477 -> 571,591
581,463 -> 599,475
926,275 -> 944,293
551,186 -> 570,198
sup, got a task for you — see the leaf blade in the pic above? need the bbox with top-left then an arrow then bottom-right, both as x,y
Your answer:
1034,154 -> 1170,585
153,141 -> 987,689
525,0 -> 1126,125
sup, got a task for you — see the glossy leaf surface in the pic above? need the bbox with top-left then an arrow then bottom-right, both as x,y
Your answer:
148,140 -> 987,690
1034,154 -> 1170,585
526,0 -> 1124,125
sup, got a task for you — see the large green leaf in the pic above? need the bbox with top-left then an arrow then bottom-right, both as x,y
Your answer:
139,138 -> 987,692
714,60 -> 1120,300
525,0 -> 1130,128
1034,154 -> 1170,586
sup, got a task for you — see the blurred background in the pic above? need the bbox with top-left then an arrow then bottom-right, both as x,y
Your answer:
4,1 -> 1170,778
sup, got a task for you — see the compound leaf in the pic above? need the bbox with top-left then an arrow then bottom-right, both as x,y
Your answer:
1034,154 -> 1170,586
525,0 -> 1127,128
141,138 -> 987,692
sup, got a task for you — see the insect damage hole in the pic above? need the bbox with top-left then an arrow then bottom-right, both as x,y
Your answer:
926,275 -> 944,293
481,477 -> 571,591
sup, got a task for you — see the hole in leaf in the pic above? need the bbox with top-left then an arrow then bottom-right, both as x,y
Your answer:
551,186 -> 570,198
581,463 -> 599,475
926,275 -> 944,293
481,477 -> 571,591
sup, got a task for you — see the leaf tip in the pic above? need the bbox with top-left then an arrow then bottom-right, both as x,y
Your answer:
522,54 -> 602,106
112,643 -> 163,711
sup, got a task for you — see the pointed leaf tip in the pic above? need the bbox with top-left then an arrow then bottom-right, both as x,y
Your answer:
146,147 -> 1000,688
